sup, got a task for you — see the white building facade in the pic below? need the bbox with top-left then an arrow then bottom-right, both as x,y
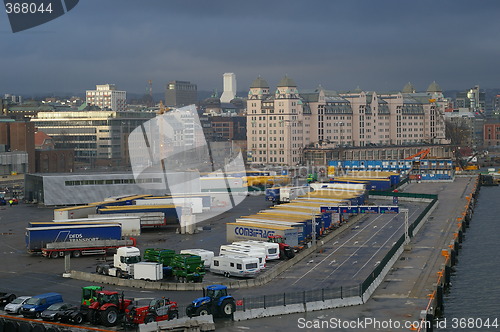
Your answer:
247,78 -> 448,167
86,84 -> 126,112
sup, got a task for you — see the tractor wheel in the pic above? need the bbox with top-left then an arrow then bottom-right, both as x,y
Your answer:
220,299 -> 236,317
168,310 -> 178,320
72,313 -> 84,325
72,250 -> 81,258
100,307 -> 119,327
144,314 -> 156,324
195,305 -> 210,316
87,310 -> 97,324
279,250 -> 286,260
285,249 -> 295,259
186,304 -> 195,318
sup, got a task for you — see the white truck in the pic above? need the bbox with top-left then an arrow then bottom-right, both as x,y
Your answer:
232,240 -> 280,260
219,245 -> 266,270
210,255 -> 260,278
96,246 -> 162,281
179,249 -> 214,267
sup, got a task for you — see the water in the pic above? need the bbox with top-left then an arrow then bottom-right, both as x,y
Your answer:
439,186 -> 500,331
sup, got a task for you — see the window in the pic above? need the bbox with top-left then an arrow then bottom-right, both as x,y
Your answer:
213,260 -> 219,267
246,263 -> 258,269
237,264 -> 242,270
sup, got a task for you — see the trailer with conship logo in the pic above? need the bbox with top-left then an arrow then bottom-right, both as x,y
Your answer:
226,222 -> 299,246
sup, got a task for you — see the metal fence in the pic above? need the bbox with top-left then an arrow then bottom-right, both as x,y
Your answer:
235,285 -> 360,311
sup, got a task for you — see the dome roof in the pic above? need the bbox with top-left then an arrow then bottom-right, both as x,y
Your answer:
427,81 -> 442,93
250,76 -> 269,88
402,82 -> 415,93
277,75 -> 297,87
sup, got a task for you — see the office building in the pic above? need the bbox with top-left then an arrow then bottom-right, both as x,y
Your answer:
220,73 -> 237,103
165,80 -> 198,107
86,84 -> 127,112
0,120 -> 35,174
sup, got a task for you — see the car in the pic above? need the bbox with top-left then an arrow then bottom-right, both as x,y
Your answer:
4,296 -> 31,315
0,198 -> 6,205
21,292 -> 64,318
41,302 -> 78,321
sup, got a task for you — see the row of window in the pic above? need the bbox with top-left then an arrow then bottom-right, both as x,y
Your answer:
64,178 -> 162,186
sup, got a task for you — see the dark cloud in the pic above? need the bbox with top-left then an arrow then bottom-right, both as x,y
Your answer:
1,0 -> 500,95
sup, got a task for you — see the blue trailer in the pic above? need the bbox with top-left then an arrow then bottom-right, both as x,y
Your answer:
25,224 -> 132,258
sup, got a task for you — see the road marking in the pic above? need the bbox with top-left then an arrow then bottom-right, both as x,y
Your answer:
291,213 -> 384,285
351,208 -> 420,278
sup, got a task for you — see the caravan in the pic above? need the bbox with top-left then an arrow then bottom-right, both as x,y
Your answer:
210,255 -> 260,278
179,249 -> 215,267
233,241 -> 280,260
219,245 -> 266,269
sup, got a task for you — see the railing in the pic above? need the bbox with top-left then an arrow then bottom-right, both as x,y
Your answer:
235,285 -> 360,312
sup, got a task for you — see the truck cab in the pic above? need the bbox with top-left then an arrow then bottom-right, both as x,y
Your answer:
97,246 -> 141,278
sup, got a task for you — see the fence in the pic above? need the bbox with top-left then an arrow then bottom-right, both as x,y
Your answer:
234,192 -> 438,320
235,285 -> 360,312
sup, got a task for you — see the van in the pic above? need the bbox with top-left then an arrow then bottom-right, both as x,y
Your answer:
233,241 -> 280,260
179,249 -> 215,267
219,245 -> 266,269
210,255 -> 260,278
21,293 -> 63,318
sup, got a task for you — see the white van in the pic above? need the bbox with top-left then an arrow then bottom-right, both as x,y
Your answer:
210,255 -> 260,278
233,241 -> 280,260
219,245 -> 266,269
179,249 -> 215,267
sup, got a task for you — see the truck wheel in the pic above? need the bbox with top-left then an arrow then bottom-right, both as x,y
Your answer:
96,266 -> 103,274
220,299 -> 236,317
117,270 -> 123,278
195,305 -> 210,316
100,307 -> 119,326
73,313 -> 84,325
186,304 -> 194,317
144,314 -> 155,324
72,250 -> 81,258
168,310 -> 178,320
50,251 -> 59,259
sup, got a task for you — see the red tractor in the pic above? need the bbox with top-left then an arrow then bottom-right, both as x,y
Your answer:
87,290 -> 133,327
268,235 -> 295,259
126,297 -> 178,325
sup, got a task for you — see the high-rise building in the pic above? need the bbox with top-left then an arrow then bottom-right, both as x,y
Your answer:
247,77 -> 448,166
86,84 -> 127,112
165,80 -> 197,107
220,73 -> 237,103
455,85 -> 485,113
0,121 -> 35,173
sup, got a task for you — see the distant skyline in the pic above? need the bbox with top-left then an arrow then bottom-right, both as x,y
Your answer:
1,0 -> 500,95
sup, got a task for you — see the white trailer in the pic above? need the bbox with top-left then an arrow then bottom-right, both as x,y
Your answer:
232,241 -> 280,260
135,197 -> 203,214
54,216 -> 141,237
210,255 -> 260,278
130,262 -> 163,281
179,249 -> 214,267
219,245 -> 266,269
280,186 -> 310,202
89,212 -> 164,228
54,205 -> 98,220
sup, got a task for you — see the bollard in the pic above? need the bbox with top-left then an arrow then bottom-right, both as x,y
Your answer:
426,313 -> 434,332
444,265 -> 451,286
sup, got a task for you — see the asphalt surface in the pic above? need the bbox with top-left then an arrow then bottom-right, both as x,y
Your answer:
0,186 -> 438,331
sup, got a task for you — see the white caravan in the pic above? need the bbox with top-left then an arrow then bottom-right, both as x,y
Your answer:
210,255 -> 260,278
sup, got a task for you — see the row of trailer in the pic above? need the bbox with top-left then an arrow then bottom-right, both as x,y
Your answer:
232,182 -> 370,247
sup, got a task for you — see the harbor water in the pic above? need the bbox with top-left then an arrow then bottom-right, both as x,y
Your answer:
440,185 -> 500,331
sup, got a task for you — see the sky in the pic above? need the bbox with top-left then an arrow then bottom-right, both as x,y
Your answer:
1,0 -> 500,96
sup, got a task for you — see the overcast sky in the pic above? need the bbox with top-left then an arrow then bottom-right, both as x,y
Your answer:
1,0 -> 500,96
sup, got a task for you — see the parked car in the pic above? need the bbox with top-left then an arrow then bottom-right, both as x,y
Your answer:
0,198 -> 6,205
21,293 -> 64,318
4,296 -> 31,314
41,302 -> 78,321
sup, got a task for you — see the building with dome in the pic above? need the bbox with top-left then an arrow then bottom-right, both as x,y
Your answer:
247,78 -> 448,166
